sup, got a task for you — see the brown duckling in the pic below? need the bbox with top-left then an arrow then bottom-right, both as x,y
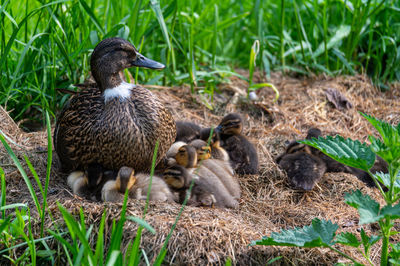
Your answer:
276,148 -> 327,191
101,166 -> 174,203
214,113 -> 259,175
101,166 -> 137,202
304,128 -> 388,187
163,164 -> 215,206
54,38 -> 175,189
174,144 -> 238,208
190,139 -> 240,199
175,121 -> 202,143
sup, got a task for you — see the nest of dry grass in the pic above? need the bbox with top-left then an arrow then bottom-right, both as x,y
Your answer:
1,72 -> 399,265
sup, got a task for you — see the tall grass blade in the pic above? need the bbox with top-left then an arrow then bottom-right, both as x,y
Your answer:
0,167 -> 5,219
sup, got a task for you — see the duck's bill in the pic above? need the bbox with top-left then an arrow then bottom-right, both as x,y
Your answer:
131,53 -> 165,69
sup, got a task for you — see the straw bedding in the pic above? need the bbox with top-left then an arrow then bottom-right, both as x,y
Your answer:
1,72 -> 399,265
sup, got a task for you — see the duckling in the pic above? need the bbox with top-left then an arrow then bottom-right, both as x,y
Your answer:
175,144 -> 238,208
175,121 -> 202,143
214,113 -> 259,175
163,165 -> 215,206
101,166 -> 137,202
276,149 -> 327,191
67,171 -> 88,197
101,166 -> 175,203
54,38 -> 176,188
190,139 -> 240,199
304,128 -> 389,187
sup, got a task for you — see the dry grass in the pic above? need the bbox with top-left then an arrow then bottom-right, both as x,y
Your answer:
1,72 -> 399,265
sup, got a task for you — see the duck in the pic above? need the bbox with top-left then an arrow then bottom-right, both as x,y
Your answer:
163,164 -> 215,206
209,113 -> 259,175
54,37 -> 176,190
101,166 -> 175,203
174,144 -> 238,208
175,121 -> 202,143
189,139 -> 240,199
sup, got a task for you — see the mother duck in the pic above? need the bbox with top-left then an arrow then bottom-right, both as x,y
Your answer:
54,38 -> 176,185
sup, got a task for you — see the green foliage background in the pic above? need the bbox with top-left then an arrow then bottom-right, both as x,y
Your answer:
1,0 -> 399,122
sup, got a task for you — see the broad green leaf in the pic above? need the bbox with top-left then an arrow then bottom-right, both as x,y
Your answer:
345,190 -> 380,224
335,232 -> 360,247
300,136 -> 375,171
362,113 -> 400,164
380,203 -> 400,220
250,218 -> 338,248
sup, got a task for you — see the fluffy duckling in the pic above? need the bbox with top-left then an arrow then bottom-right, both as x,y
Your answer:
163,164 -> 215,206
175,144 -> 238,208
175,121 -> 202,143
190,139 -> 240,199
304,128 -> 388,187
214,113 -> 259,175
54,38 -> 175,188
101,167 -> 137,202
101,166 -> 174,203
67,171 -> 89,197
276,147 -> 327,191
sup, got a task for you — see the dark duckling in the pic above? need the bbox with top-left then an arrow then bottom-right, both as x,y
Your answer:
175,121 -> 202,143
304,128 -> 388,187
215,113 -> 259,175
276,144 -> 327,191
54,38 -> 176,189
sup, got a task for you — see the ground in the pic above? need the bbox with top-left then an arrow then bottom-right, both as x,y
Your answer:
1,72 -> 399,265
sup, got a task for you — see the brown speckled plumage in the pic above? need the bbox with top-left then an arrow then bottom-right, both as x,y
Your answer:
54,38 -> 176,174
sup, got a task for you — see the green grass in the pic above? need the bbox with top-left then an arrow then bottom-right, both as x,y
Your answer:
0,0 -> 399,123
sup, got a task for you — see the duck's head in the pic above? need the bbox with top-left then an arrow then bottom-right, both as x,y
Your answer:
90,38 -> 165,92
175,145 -> 198,168
189,139 -> 211,161
163,165 -> 189,190
306,128 -> 322,140
116,166 -> 136,193
216,113 -> 243,136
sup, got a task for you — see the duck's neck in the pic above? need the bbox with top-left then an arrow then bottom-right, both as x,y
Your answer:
103,82 -> 134,103
95,71 -> 135,103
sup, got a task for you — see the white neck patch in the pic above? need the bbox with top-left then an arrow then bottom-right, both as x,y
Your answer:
103,82 -> 134,102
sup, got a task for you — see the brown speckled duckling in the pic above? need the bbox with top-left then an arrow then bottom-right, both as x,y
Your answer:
54,38 -> 176,190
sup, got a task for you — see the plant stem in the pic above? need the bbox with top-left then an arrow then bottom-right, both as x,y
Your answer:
327,246 -> 362,265
380,218 -> 391,266
367,170 -> 386,199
